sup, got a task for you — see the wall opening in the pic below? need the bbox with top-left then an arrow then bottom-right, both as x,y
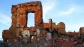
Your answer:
27,13 -> 35,27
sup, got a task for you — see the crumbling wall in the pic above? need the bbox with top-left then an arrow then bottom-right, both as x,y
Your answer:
2,1 -> 43,43
57,22 -> 66,34
43,20 -> 66,34
80,27 -> 84,35
11,1 -> 43,28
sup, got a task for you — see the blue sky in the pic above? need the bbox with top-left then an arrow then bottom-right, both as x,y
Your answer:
0,0 -> 84,38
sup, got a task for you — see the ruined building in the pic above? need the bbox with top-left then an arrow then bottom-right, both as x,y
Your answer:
80,27 -> 84,35
44,19 -> 66,34
2,1 -> 43,43
66,27 -> 84,37
2,1 -> 84,47
2,1 -> 66,43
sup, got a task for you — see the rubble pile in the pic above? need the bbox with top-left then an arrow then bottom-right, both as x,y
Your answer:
3,36 -> 84,47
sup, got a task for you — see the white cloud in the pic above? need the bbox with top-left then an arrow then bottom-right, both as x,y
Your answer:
59,7 -> 76,16
43,4 -> 54,20
42,0 -> 56,21
43,4 -> 54,16
0,12 -> 11,26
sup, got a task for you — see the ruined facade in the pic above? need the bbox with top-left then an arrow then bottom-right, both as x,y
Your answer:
44,19 -> 66,34
1,1 -> 84,47
2,1 -> 43,43
2,1 -> 69,43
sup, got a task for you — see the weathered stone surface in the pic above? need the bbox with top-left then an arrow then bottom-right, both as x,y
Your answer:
2,1 -> 43,43
2,1 -> 84,47
44,20 -> 66,34
2,1 -> 67,44
57,22 -> 66,34
66,32 -> 78,37
12,5 -> 17,14
44,23 -> 49,28
2,30 -> 12,39
80,27 -> 84,35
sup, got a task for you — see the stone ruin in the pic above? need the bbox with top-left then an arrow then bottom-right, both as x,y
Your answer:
2,1 -> 66,43
2,1 -> 43,43
80,27 -> 84,35
2,1 -> 84,47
